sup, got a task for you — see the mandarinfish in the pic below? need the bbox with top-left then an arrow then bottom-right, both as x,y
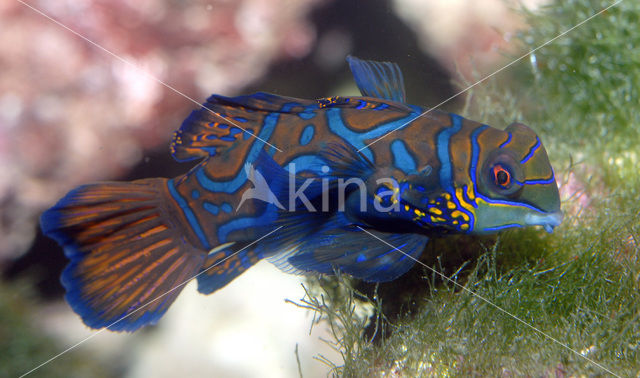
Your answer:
41,56 -> 562,331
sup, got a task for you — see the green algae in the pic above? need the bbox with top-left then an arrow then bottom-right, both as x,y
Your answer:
0,281 -> 112,378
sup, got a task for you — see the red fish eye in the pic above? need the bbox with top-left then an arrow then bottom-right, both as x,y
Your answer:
492,165 -> 511,187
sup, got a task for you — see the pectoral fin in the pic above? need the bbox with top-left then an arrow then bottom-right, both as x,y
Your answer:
289,224 -> 428,282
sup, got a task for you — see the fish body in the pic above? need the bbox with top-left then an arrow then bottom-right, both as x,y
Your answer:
41,57 -> 562,331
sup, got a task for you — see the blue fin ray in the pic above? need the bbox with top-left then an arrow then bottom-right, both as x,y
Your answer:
318,142 -> 375,179
289,227 -> 428,282
347,55 -> 407,103
248,150 -> 330,258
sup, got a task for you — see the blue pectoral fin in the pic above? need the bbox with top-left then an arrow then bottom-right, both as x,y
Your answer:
251,148 -> 327,212
347,55 -> 407,103
319,142 -> 375,180
289,226 -> 429,282
250,149 -> 332,260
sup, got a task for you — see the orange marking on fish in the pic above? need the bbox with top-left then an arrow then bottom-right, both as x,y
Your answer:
85,240 -> 174,297
109,238 -> 173,274
139,225 -> 169,238
132,251 -> 184,309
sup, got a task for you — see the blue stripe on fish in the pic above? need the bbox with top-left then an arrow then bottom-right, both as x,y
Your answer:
325,106 -> 422,162
195,105 -> 285,194
217,204 -> 278,243
470,125 -> 489,182
298,104 -> 317,120
520,136 -> 541,164
499,132 -> 512,148
437,113 -> 463,193
299,125 -> 315,146
522,177 -> 556,185
286,154 -> 326,174
167,178 -> 211,249
521,168 -> 557,185
390,139 -> 417,174
203,201 -> 219,215
483,223 -> 523,232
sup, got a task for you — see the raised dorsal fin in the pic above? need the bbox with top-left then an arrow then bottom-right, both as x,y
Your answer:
346,55 -> 407,103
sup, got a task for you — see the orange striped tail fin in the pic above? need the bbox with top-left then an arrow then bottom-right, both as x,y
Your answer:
41,178 -> 206,332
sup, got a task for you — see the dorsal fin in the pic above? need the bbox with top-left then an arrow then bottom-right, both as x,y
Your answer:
170,91 -> 415,163
347,55 -> 407,103
170,92 -> 307,162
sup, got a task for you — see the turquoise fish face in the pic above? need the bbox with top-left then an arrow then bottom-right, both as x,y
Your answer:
467,122 -> 562,234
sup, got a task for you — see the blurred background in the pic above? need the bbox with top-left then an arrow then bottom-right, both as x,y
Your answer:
1,0 -> 548,376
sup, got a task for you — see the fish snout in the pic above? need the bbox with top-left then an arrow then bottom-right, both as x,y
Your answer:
524,211 -> 564,233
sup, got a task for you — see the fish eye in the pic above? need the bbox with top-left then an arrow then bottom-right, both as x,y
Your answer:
481,151 -> 523,197
492,164 -> 511,188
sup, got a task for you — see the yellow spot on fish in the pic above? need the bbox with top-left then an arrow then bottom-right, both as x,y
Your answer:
443,193 -> 451,200
447,201 -> 456,209
453,220 -> 459,225
466,186 -> 476,201
405,205 -> 410,211
451,210 -> 470,221
429,207 -> 442,215
455,187 -> 476,215
460,224 -> 469,231
318,96 -> 341,108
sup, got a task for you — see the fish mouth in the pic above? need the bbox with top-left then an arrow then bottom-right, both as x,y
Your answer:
524,211 -> 564,233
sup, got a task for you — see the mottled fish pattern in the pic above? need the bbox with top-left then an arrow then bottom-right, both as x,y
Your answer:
41,56 -> 562,331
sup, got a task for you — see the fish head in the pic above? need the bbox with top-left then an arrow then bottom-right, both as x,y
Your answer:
395,122 -> 562,235
469,122 -> 562,234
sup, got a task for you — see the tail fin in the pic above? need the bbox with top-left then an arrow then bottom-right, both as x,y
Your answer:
41,178 -> 206,332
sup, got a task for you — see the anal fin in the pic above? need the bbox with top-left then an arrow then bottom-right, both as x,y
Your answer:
197,242 -> 263,294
